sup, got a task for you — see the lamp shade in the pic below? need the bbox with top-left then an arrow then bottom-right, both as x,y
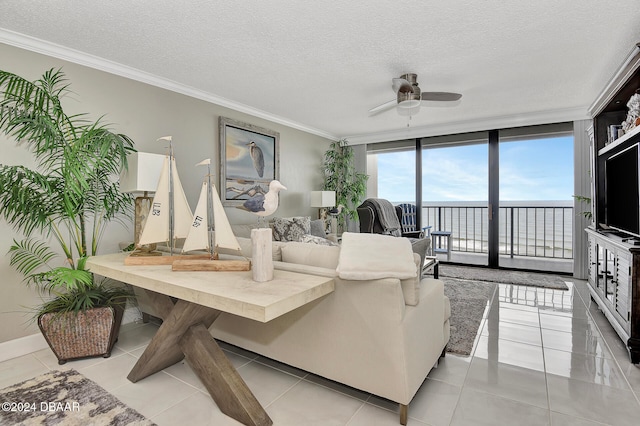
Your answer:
119,152 -> 165,193
310,191 -> 336,208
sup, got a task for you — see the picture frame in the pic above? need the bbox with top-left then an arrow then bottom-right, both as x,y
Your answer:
219,116 -> 280,206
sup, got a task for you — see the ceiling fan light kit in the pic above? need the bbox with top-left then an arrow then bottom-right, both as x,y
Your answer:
369,72 -> 462,116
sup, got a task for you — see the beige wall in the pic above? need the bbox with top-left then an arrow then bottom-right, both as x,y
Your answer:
0,43 -> 332,343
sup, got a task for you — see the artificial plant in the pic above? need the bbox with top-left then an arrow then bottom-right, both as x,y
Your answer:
0,68 -> 136,316
322,138 -> 368,232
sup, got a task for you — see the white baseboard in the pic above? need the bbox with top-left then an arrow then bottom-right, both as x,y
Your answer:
0,333 -> 48,363
0,307 -> 142,363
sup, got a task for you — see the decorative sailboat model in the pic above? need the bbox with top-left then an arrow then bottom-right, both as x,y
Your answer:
125,136 -> 209,266
172,159 -> 251,272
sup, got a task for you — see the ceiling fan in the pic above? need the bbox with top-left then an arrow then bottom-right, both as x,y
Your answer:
368,73 -> 462,116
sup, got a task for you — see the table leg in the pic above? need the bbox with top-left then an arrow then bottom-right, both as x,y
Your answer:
127,292 -> 272,426
140,288 -> 176,320
127,299 -> 219,382
181,324 -> 272,426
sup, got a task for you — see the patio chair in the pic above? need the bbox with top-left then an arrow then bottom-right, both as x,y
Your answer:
396,203 -> 432,239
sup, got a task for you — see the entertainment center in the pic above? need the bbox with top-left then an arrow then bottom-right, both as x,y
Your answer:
587,43 -> 640,364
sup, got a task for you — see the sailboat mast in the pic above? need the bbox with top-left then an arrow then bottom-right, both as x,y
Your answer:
205,162 -> 215,259
167,137 -> 175,256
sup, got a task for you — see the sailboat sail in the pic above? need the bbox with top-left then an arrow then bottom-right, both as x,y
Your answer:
171,158 -> 193,238
138,156 -> 193,246
181,181 -> 210,253
211,183 -> 243,252
181,181 -> 243,254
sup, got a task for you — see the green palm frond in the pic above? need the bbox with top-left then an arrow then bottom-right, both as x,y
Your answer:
9,238 -> 57,274
8,238 -> 58,288
0,165 -> 64,236
42,265 -> 93,293
0,69 -> 74,156
38,284 -> 132,316
0,67 -> 137,316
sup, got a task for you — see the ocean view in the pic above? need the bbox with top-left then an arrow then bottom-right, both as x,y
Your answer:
412,200 -> 574,259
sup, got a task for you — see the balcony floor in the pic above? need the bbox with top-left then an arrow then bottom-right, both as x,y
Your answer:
438,251 -> 573,275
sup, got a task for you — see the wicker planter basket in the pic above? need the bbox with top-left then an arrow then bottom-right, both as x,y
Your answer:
38,306 -> 124,365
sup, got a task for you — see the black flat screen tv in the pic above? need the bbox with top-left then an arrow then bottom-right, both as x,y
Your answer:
605,143 -> 640,237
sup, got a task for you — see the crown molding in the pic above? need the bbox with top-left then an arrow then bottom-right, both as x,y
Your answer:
588,42 -> 640,117
0,29 -> 339,141
343,106 -> 591,145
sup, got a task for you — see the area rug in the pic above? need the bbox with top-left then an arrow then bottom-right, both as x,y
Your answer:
443,277 -> 497,356
0,369 -> 155,425
439,264 -> 569,290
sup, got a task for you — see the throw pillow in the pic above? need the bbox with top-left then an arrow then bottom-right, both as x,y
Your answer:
310,219 -> 326,237
272,216 -> 311,242
300,234 -> 339,246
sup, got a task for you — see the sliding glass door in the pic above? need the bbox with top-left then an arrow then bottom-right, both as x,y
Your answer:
421,137 -> 489,266
498,132 -> 574,270
366,123 -> 574,272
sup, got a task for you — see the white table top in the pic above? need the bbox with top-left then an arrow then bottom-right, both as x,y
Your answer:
87,253 -> 335,323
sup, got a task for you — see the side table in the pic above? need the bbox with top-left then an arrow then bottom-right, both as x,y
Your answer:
422,256 -> 439,279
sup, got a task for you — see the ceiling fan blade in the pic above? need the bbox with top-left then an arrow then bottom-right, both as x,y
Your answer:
392,78 -> 412,93
421,92 -> 462,102
368,99 -> 397,116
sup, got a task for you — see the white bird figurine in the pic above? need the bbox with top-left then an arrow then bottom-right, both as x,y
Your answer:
238,180 -> 287,217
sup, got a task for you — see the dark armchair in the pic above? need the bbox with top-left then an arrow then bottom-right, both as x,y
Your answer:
357,199 -> 422,238
357,199 -> 418,238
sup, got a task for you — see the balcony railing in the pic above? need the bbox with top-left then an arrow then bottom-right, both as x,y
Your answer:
421,204 -> 573,259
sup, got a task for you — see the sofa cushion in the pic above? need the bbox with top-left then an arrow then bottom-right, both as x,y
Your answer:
281,241 -> 340,270
273,216 -> 311,242
271,241 -> 285,261
336,232 -> 417,280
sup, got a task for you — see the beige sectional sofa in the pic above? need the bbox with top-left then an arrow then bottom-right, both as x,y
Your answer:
209,232 -> 451,424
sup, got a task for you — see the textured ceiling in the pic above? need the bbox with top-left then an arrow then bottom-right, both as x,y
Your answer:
1,1 -> 639,143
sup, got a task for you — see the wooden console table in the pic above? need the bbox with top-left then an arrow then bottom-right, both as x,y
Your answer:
86,253 -> 335,426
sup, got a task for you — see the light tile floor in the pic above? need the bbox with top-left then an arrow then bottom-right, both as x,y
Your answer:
2,278 -> 640,425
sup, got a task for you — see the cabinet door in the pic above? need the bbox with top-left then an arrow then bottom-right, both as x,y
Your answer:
596,244 -> 606,295
616,252 -> 631,327
588,237 -> 597,284
605,250 -> 616,303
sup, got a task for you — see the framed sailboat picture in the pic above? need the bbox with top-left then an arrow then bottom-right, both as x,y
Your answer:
219,116 -> 280,206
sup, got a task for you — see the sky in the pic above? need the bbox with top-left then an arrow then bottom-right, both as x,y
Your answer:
377,135 -> 574,203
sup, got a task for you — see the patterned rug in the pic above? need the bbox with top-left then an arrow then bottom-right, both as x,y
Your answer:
439,264 -> 569,290
443,277 -> 497,356
0,369 -> 155,425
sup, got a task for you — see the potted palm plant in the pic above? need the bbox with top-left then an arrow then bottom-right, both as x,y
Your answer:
0,68 -> 136,364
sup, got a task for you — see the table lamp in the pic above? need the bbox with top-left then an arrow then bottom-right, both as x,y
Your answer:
310,190 -> 336,234
119,152 -> 165,255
